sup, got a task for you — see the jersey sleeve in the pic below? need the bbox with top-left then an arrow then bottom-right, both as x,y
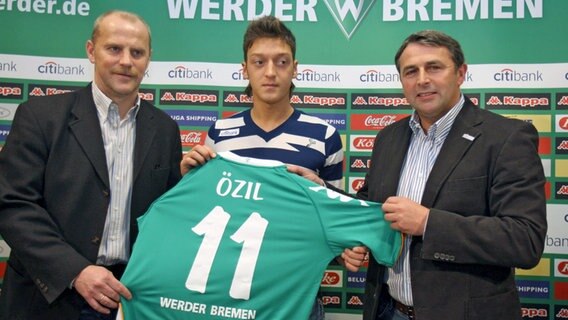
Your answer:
318,127 -> 344,188
301,181 -> 402,267
205,124 -> 217,148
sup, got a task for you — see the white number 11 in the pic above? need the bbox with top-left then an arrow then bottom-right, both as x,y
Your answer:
185,206 -> 269,300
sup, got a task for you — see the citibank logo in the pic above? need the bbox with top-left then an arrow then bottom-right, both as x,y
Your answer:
295,69 -> 341,82
37,61 -> 85,75
360,69 -> 399,83
232,68 -> 245,81
323,0 -> 376,39
493,68 -> 543,82
168,66 -> 213,79
0,61 -> 17,72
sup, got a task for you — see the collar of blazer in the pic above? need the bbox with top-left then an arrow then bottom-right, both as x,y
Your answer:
67,84 -> 159,188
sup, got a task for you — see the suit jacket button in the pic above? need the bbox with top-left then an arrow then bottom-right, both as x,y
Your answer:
102,190 -> 110,197
91,236 -> 101,245
434,253 -> 440,259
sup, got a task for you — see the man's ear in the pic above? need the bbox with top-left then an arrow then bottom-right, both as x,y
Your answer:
293,60 -> 298,77
86,40 -> 95,63
457,63 -> 468,86
242,62 -> 248,79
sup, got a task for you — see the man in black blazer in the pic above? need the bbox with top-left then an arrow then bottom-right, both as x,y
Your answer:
359,30 -> 547,320
0,11 -> 182,319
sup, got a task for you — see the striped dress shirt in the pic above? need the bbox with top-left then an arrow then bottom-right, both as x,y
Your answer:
92,84 -> 139,266
387,95 -> 465,306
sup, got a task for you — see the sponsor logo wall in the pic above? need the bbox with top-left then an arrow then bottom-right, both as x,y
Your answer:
1,1 -> 567,318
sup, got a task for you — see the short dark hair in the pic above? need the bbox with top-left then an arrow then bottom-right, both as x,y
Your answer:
91,10 -> 152,50
394,30 -> 465,72
242,16 -> 296,97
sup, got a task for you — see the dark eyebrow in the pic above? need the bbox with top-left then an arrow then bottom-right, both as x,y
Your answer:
425,60 -> 445,66
401,65 -> 417,73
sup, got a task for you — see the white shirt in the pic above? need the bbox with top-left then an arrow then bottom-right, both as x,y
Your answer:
92,83 -> 139,265
387,95 -> 465,306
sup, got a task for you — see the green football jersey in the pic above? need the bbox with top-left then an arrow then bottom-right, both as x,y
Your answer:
118,152 -> 401,320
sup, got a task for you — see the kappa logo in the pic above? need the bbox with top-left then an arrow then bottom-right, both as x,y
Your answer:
323,0 -> 376,39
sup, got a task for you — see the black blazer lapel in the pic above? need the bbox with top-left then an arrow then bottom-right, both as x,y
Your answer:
132,101 -> 157,183
362,117 -> 412,201
68,87 -> 110,189
382,120 -> 413,197
421,100 -> 482,207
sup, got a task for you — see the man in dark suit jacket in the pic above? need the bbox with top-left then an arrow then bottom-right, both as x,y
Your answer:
357,30 -> 547,320
0,11 -> 182,320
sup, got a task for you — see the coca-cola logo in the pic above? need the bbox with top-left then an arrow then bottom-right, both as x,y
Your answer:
180,131 -> 206,147
364,115 -> 397,128
351,114 -> 408,131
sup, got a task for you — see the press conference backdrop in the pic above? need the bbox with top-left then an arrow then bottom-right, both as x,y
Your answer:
1,1 -> 567,319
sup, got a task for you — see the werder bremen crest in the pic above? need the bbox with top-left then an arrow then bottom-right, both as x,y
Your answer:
323,0 -> 376,39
